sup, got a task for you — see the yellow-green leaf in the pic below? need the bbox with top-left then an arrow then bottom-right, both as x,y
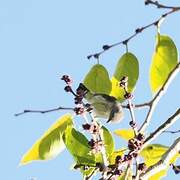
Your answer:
109,149 -> 126,164
114,129 -> 135,141
95,126 -> 115,163
141,144 -> 180,180
83,64 -> 112,94
103,126 -> 115,156
20,114 -> 73,165
150,34 -> 178,93
110,52 -> 139,101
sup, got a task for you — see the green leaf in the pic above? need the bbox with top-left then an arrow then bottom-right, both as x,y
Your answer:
141,144 -> 180,180
114,128 -> 135,141
95,126 -> 115,163
20,114 -> 73,165
110,52 -> 139,101
150,34 -> 178,93
83,64 -> 112,94
102,126 -> 115,156
63,127 -> 95,165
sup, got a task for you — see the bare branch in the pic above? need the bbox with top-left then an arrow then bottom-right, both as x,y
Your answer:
163,130 -> 180,134
145,0 -> 180,9
142,108 -> 180,148
87,5 -> 180,60
15,106 -> 74,116
139,62 -> 180,133
139,137 -> 180,180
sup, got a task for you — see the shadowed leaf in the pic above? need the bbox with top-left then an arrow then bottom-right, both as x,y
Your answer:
63,127 -> 95,165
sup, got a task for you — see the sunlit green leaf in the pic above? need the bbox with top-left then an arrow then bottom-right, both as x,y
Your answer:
150,34 -> 178,93
83,64 -> 112,94
141,144 -> 180,180
20,114 -> 73,165
102,126 -> 115,156
110,52 -> 139,101
95,126 -> 115,163
114,128 -> 135,141
63,127 -> 95,165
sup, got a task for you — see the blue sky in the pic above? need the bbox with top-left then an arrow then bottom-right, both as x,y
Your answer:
0,0 -> 180,179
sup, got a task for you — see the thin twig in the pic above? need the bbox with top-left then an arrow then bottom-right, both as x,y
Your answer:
142,108 -> 180,148
163,130 -> 180,134
139,62 -> 180,133
145,0 -> 180,9
139,137 -> 180,179
128,99 -> 138,136
122,102 -> 151,109
87,4 -> 180,60
15,106 -> 74,116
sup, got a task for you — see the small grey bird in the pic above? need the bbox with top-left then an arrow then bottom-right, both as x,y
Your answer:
85,90 -> 124,123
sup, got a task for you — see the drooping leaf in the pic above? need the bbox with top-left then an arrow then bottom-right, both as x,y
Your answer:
20,114 -> 73,165
110,52 -> 139,101
141,144 -> 180,180
114,128 -> 135,141
63,127 -> 95,165
83,64 -> 112,94
150,34 -> 178,93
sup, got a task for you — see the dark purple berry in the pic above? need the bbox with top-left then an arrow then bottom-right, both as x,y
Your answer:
87,55 -> 92,59
124,92 -> 133,99
115,155 -> 122,164
74,107 -> 84,115
137,133 -> 145,141
88,139 -> 95,147
64,86 -> 72,92
129,121 -> 137,128
102,45 -> 110,50
114,169 -> 123,175
82,123 -> 91,130
138,163 -> 146,171
93,53 -> 99,59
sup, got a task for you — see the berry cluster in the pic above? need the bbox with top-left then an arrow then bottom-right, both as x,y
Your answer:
61,75 -> 93,115
119,76 -> 133,100
88,139 -> 103,154
82,122 -> 103,154
128,133 -> 145,152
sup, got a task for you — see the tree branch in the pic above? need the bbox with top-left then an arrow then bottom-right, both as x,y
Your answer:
15,106 -> 74,116
139,137 -> 180,180
139,62 -> 180,133
163,130 -> 180,134
145,0 -> 180,10
87,3 -> 180,60
142,108 -> 180,148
